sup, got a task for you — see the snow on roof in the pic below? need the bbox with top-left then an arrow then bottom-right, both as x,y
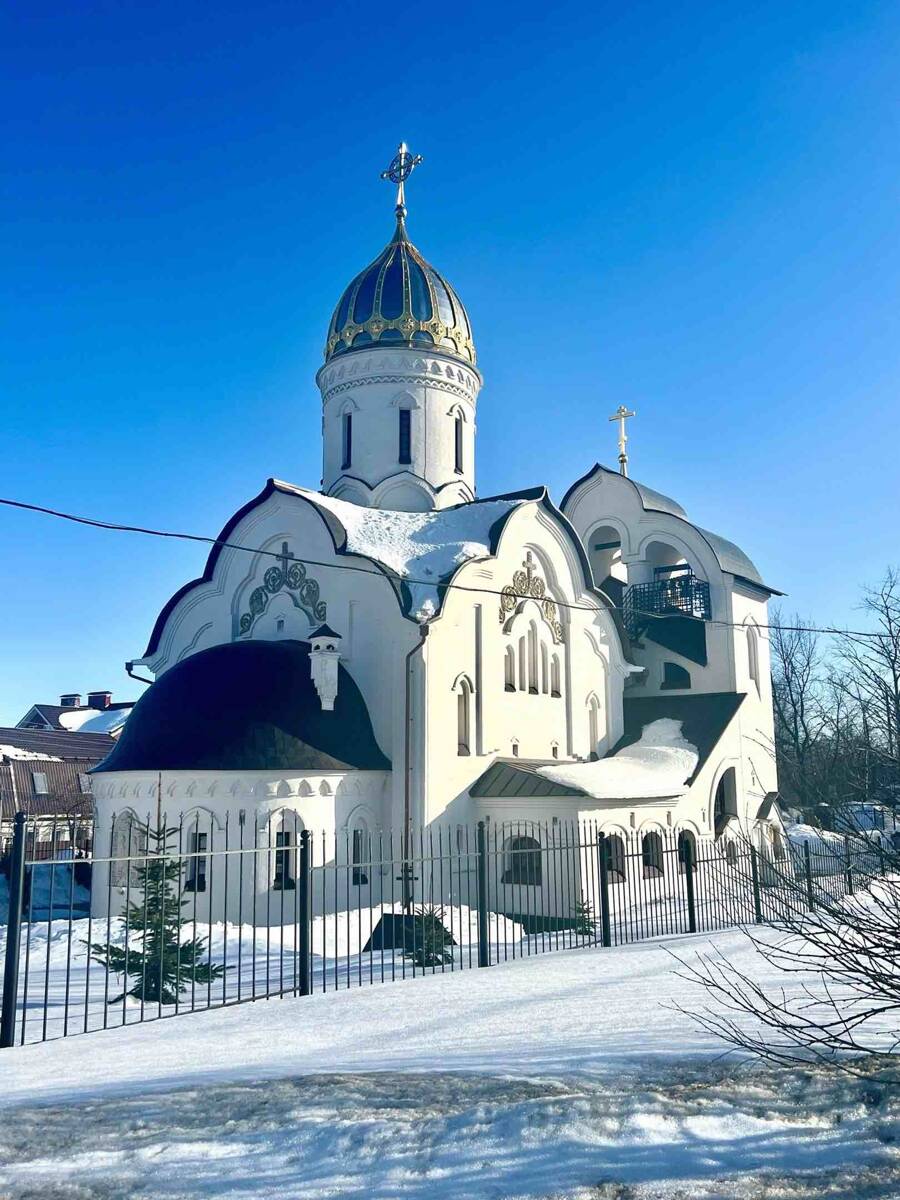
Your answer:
785,823 -> 845,851
308,491 -> 523,619
77,707 -> 132,735
0,745 -> 62,762
537,718 -> 699,801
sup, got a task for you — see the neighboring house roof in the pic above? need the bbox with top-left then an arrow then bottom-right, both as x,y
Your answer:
17,704 -> 79,730
470,692 -> 745,802
95,638 -> 390,774
561,464 -> 782,595
0,728 -> 116,761
76,706 -> 133,735
17,702 -> 134,733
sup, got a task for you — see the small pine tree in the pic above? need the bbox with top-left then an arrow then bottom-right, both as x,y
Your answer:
573,896 -> 595,937
404,905 -> 455,968
89,821 -> 227,1005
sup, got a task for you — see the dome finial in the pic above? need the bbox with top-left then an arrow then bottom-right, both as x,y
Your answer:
381,141 -> 423,233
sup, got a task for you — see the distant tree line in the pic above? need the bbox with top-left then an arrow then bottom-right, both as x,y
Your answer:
772,566 -> 900,827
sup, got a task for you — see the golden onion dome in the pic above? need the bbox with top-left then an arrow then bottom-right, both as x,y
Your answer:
324,215 -> 475,367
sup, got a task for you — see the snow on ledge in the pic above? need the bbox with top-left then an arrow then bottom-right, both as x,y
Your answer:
308,491 -> 523,619
538,718 -> 699,801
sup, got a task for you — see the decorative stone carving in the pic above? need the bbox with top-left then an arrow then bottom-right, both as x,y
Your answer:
238,542 -> 327,635
499,552 -> 564,642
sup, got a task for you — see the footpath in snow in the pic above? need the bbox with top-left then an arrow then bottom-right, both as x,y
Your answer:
2,928 -> 900,1198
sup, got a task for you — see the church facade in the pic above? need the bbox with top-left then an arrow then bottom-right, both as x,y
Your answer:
90,146 -> 782,921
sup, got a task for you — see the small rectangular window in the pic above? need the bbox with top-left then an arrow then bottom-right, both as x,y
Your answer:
185,831 -> 208,893
341,412 -> 353,469
32,771 -> 48,795
79,773 -> 92,794
398,408 -> 411,464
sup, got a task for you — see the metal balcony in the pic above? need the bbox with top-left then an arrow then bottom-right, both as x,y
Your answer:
622,568 -> 711,640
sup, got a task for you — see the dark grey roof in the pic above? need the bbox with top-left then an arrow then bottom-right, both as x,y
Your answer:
616,692 -> 746,784
694,527 -> 768,591
95,639 -> 390,774
17,704 -> 79,730
631,481 -> 687,519
0,727 -> 116,761
470,759 -> 587,799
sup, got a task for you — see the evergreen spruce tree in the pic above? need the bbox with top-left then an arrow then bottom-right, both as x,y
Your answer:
573,896 -> 596,937
404,905 -> 455,968
89,820 -> 226,1005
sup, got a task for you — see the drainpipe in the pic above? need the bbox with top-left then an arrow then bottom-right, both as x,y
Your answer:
403,624 -> 429,910
125,661 -> 155,687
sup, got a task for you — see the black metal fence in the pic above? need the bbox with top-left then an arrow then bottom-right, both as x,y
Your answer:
0,810 -> 887,1048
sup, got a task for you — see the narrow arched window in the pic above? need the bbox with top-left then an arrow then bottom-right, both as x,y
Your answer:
398,408 -> 411,464
518,636 -> 527,691
341,412 -> 353,469
351,825 -> 370,886
550,654 -> 561,698
274,830 -> 296,891
725,841 -> 738,866
540,642 -> 549,694
527,623 -> 538,694
641,831 -> 663,878
110,812 -> 147,889
504,645 -> 516,692
772,828 -> 786,861
714,768 -> 737,834
457,679 -> 472,756
677,829 -> 697,874
185,824 -> 208,893
502,835 -> 542,885
604,834 -> 626,883
454,412 -> 464,473
746,625 -> 760,694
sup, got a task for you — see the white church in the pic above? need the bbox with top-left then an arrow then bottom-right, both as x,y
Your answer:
91,145 -> 783,917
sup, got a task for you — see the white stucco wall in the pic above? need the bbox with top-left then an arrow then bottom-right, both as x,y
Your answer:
316,346 -> 481,510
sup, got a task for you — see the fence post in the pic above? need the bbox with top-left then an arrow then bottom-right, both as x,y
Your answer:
297,829 -> 311,996
683,836 -> 697,933
476,821 -> 490,968
803,841 -> 815,911
597,833 -> 611,947
749,846 -> 763,924
844,834 -> 854,897
1,812 -> 27,1049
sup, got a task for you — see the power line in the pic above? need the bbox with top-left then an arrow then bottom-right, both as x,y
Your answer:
0,494 -> 887,640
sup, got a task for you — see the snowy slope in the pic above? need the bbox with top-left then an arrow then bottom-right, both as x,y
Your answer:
2,930 -> 899,1199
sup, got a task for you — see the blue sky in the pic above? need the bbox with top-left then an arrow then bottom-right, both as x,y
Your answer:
1,0 -> 898,723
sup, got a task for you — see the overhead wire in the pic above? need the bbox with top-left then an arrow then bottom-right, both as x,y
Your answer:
0,494 -> 886,640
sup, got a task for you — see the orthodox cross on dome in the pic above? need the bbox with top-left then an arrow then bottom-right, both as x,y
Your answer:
381,141 -> 423,222
608,405 -> 636,478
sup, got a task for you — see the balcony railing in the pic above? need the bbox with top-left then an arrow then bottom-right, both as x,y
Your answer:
622,571 -> 711,639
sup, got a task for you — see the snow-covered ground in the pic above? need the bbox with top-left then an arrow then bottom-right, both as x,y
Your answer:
2,926 -> 899,1198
